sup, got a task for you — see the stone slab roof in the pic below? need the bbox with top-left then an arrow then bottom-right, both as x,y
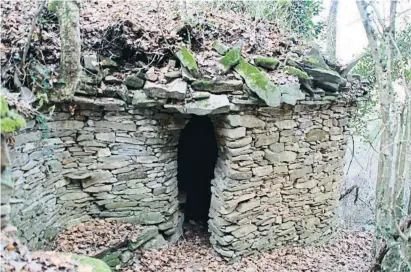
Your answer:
1,0 -> 370,115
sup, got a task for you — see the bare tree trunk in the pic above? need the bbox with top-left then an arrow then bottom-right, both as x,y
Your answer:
326,0 -> 339,62
356,0 -> 410,270
50,0 -> 81,102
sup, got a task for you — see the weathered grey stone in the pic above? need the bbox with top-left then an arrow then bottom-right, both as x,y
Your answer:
83,54 -> 99,73
60,192 -> 89,201
97,148 -> 111,157
82,184 -> 112,193
277,151 -> 297,162
124,75 -> 145,89
252,165 -> 273,176
226,136 -> 252,148
167,78 -> 187,100
64,171 -> 93,180
95,121 -> 136,131
225,115 -> 265,128
116,212 -> 164,224
279,83 -> 305,105
47,121 -> 84,130
305,129 -> 329,142
275,120 -> 297,129
143,81 -> 186,100
213,40 -> 229,55
269,143 -> 285,153
220,127 -> 246,140
290,166 -> 312,181
191,80 -> 243,93
295,179 -> 318,189
236,199 -> 260,213
164,70 -> 182,80
141,234 -> 167,250
231,224 -> 257,238
165,94 -> 230,115
104,75 -> 122,84
192,92 -> 210,100
255,133 -> 279,147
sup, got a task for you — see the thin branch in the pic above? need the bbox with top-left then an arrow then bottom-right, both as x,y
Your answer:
339,185 -> 359,203
341,51 -> 368,77
371,216 -> 411,271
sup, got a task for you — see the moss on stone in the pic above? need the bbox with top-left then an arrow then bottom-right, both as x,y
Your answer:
234,58 -> 281,107
191,80 -> 215,91
254,57 -> 279,70
71,254 -> 112,272
0,111 -> 26,133
304,56 -> 319,65
0,96 -> 9,116
212,40 -> 229,55
283,66 -> 310,80
175,47 -> 200,77
220,46 -> 242,73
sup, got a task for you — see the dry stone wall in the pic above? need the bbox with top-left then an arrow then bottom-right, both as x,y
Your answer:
10,101 -> 187,249
209,102 -> 355,258
10,96 -> 355,259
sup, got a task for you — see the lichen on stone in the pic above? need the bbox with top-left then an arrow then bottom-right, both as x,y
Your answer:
0,96 -> 9,116
212,40 -> 229,55
191,80 -> 215,91
71,254 -> 112,272
175,47 -> 200,77
234,58 -> 281,107
254,57 -> 279,70
304,57 -> 319,65
220,45 -> 242,73
283,66 -> 310,80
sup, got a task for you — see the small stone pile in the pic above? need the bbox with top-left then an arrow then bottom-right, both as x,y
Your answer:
0,226 -> 110,272
55,219 -> 171,270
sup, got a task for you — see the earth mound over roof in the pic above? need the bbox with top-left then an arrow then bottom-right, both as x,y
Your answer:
1,0 -> 370,112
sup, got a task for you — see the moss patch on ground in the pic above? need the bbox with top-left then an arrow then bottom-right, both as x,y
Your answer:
175,47 -> 200,77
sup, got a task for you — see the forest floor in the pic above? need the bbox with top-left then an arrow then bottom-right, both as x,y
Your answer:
129,223 -> 374,272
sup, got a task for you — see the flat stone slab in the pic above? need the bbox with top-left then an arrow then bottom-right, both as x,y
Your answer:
64,171 -> 93,180
143,80 -> 186,100
164,94 -> 229,115
73,96 -> 126,107
131,90 -> 166,108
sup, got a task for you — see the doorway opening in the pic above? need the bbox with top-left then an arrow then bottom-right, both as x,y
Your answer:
177,115 -> 218,230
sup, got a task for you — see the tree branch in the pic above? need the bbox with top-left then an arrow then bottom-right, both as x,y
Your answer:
371,216 -> 411,271
341,51 -> 368,77
339,185 -> 359,203
21,0 -> 46,68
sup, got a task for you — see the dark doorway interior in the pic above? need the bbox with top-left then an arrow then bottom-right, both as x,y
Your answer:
177,115 -> 218,229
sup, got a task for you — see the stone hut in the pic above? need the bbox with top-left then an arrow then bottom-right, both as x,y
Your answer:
4,4 -> 369,260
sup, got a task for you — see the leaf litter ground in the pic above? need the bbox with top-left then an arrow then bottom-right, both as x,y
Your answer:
132,224 -> 373,272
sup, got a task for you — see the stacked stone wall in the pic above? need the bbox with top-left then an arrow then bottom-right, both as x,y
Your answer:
10,103 -> 187,248
10,99 -> 355,258
209,102 -> 355,258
